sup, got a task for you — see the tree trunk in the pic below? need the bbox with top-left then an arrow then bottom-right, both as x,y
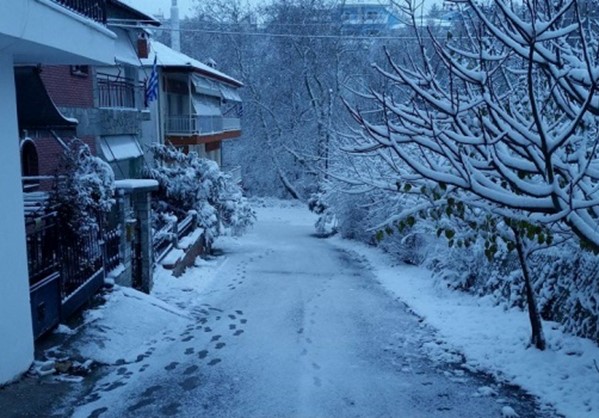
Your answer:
513,229 -> 546,350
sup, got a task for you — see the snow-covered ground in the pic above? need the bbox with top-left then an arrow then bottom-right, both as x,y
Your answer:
48,200 -> 598,417
330,235 -> 599,418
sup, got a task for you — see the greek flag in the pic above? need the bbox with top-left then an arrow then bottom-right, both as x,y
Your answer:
145,55 -> 158,106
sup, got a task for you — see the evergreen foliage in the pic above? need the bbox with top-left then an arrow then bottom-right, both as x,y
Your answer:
146,144 -> 255,244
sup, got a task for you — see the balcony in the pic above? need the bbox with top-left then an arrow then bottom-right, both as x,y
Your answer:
166,115 -> 242,136
166,115 -> 220,135
50,0 -> 107,24
97,73 -> 137,109
223,117 -> 241,131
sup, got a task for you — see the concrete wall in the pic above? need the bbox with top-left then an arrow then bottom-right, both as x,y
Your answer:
0,0 -> 116,65
0,55 -> 35,385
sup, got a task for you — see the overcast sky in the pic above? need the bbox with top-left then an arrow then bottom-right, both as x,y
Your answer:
122,0 -> 438,19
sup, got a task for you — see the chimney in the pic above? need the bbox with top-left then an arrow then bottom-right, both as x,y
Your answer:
137,32 -> 149,59
171,0 -> 181,52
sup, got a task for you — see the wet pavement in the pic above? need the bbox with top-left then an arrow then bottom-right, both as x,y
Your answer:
0,208 -> 560,418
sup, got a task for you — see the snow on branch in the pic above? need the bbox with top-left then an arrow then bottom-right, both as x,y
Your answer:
343,0 -> 599,249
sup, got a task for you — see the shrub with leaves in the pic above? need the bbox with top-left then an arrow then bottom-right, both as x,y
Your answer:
52,140 -> 115,237
146,144 -> 255,244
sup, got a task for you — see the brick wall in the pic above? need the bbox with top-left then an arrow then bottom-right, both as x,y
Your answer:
39,66 -> 94,108
27,134 -> 96,179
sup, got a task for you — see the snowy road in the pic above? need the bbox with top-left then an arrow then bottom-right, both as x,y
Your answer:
71,204 -> 552,418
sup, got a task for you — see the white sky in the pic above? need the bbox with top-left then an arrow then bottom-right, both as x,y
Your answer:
121,0 -> 438,19
121,0 -> 263,18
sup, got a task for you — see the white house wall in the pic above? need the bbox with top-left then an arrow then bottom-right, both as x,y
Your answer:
0,55 -> 34,385
0,1 -> 117,386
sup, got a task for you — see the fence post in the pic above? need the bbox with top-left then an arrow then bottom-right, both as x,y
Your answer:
172,216 -> 179,248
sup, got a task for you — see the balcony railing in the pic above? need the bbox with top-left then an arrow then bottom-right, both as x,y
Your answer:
166,115 -> 225,136
97,73 -> 136,109
51,0 -> 107,24
223,117 -> 241,131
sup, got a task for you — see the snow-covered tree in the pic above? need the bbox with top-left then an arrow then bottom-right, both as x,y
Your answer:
146,144 -> 255,244
339,0 -> 599,349
181,0 -> 394,199
52,140 -> 115,237
347,0 -> 599,248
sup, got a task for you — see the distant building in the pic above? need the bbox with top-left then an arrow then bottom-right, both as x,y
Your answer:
443,0 -> 459,12
336,1 -> 402,34
140,41 -> 243,167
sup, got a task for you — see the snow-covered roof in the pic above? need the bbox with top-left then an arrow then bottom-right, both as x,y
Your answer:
141,41 -> 242,87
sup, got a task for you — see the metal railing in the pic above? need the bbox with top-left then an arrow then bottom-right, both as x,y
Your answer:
152,212 -> 197,264
224,166 -> 242,185
166,116 -> 197,134
166,115 -> 224,136
51,0 -> 107,24
223,117 -> 241,131
97,74 -> 136,108
103,227 -> 121,272
25,212 -> 60,287
60,228 -> 103,300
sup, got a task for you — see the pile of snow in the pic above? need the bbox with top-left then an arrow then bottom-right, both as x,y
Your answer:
71,287 -> 190,365
331,236 -> 599,418
152,256 -> 225,307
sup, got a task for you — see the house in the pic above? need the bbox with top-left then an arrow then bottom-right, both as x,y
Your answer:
0,0 -> 117,385
140,41 -> 243,167
16,1 -> 161,350
24,1 -> 160,185
336,1 -> 402,34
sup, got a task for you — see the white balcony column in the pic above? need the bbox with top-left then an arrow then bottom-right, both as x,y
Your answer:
188,74 -> 192,134
0,54 -> 34,384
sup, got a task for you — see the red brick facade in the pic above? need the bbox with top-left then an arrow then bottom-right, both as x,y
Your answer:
23,134 -> 96,187
39,66 -> 94,109
26,65 -> 97,180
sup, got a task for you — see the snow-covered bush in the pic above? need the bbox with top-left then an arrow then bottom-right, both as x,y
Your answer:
431,238 -> 599,344
52,140 -> 115,237
308,192 -> 338,237
146,144 -> 255,244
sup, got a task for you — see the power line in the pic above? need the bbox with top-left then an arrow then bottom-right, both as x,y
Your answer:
109,23 -> 451,41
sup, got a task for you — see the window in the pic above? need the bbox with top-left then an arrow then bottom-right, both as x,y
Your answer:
70,65 -> 89,77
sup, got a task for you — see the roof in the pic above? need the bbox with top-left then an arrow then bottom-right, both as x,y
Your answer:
107,0 -> 161,26
141,41 -> 243,87
15,67 -> 78,131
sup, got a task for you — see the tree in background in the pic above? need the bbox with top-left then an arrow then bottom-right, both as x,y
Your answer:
338,0 -> 599,349
179,0 -> 396,199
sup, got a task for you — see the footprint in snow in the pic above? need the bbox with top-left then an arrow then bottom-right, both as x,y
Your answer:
164,362 -> 178,371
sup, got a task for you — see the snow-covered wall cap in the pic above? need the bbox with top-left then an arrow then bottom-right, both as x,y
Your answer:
115,179 -> 159,192
140,41 -> 243,87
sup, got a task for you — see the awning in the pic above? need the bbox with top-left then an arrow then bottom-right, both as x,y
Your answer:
99,135 -> 144,162
220,85 -> 242,102
15,67 -> 78,131
191,74 -> 221,97
192,95 -> 222,116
